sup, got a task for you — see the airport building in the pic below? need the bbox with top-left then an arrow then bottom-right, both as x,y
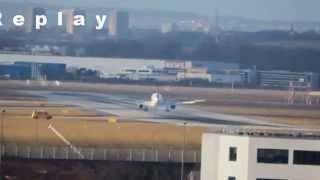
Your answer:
0,61 -> 66,80
191,61 -> 244,85
14,62 -> 66,80
257,70 -> 319,89
211,70 -> 242,85
0,63 -> 31,79
177,68 -> 212,83
108,10 -> 130,38
119,61 -> 213,82
201,133 -> 320,180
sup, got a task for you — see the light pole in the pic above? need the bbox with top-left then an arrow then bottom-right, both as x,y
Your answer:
0,108 -> 6,176
181,122 -> 187,180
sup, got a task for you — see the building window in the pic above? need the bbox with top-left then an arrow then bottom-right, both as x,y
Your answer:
229,147 -> 237,161
294,150 -> 320,165
257,149 -> 288,164
228,176 -> 236,180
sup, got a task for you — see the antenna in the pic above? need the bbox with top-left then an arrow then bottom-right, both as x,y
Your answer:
152,79 -> 160,94
215,8 -> 219,29
156,84 -> 160,94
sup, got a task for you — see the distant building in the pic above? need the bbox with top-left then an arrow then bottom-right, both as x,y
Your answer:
174,20 -> 211,33
108,10 -> 129,38
25,7 -> 46,33
61,9 -> 74,34
192,61 -> 241,85
119,61 -> 212,83
201,133 -> 320,180
60,9 -> 87,34
0,63 -> 31,79
14,62 -> 66,80
73,10 -> 87,33
177,68 -> 212,83
257,70 -> 319,89
31,45 -> 53,56
240,69 -> 257,86
211,70 -> 242,85
164,60 -> 192,74
160,23 -> 178,34
192,61 -> 240,73
209,69 -> 257,87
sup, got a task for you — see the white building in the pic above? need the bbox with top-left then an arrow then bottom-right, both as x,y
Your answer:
258,70 -> 319,89
177,68 -> 212,82
201,133 -> 320,180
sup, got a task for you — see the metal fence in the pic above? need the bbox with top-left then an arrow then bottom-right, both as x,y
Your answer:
1,144 -> 201,163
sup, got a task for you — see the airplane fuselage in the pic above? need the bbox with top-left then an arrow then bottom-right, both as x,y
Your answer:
139,93 -> 176,111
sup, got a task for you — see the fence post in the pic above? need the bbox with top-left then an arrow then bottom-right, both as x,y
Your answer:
40,146 -> 44,159
66,147 -> 69,160
129,149 -> 132,161
103,148 -> 107,160
142,149 -> 145,161
15,144 -> 18,157
91,148 -> 94,160
1,144 -> 4,157
117,150 -> 120,161
53,146 -> 56,160
27,146 -> 31,159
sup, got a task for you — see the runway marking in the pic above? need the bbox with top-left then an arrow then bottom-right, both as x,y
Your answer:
48,123 -> 84,159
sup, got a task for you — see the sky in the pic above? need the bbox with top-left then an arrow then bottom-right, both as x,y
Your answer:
1,0 -> 320,22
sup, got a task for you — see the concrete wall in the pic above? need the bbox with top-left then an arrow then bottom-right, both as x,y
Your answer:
201,134 -> 219,180
248,136 -> 320,180
217,135 -> 249,180
201,134 -> 249,180
201,133 -> 320,180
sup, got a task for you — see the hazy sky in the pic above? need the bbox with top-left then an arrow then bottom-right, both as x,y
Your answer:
2,0 -> 319,21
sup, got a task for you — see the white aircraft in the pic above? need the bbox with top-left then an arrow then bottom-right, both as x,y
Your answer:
138,92 -> 205,112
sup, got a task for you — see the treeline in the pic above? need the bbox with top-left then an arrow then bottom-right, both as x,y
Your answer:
238,45 -> 320,72
2,30 -> 320,73
81,35 -> 320,73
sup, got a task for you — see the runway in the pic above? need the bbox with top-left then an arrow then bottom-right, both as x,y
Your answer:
22,90 -> 291,128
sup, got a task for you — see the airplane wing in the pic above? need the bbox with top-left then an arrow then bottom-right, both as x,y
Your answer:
180,99 -> 206,105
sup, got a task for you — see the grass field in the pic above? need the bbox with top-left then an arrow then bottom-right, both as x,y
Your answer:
1,103 -> 204,150
1,81 -> 320,151
2,99 -> 320,151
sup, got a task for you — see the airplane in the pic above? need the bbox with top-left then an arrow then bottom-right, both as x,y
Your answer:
138,92 -> 205,112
